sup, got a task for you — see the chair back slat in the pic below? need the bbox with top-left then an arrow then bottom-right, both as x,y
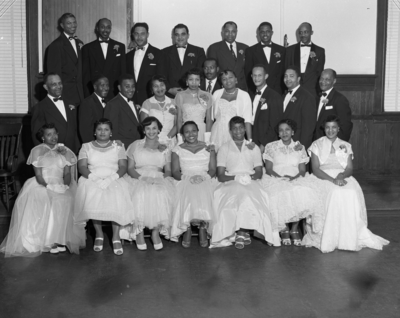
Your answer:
0,124 -> 22,171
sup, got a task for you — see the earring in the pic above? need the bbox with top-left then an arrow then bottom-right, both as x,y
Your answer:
42,139 -> 44,143
94,133 -> 96,136
110,134 -> 112,137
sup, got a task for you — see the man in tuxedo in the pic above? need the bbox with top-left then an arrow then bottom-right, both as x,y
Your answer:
251,65 -> 283,153
162,24 -> 206,97
126,22 -> 166,106
82,18 -> 126,100
207,21 -> 248,91
315,69 -> 353,141
31,73 -> 80,153
283,66 -> 316,150
200,58 -> 221,94
79,75 -> 109,143
104,74 -> 141,147
46,13 -> 84,106
245,22 -> 286,95
285,22 -> 325,98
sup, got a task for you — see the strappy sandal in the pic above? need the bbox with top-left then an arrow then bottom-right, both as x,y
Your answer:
235,235 -> 245,249
199,226 -> 208,248
280,230 -> 291,246
93,237 -> 104,252
244,232 -> 251,245
182,227 -> 192,248
290,231 -> 302,246
112,240 -> 123,255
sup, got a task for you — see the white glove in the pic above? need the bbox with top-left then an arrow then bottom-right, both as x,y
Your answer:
88,173 -> 101,182
98,177 -> 113,190
234,174 -> 252,185
109,173 -> 119,181
189,175 -> 205,184
204,132 -> 211,145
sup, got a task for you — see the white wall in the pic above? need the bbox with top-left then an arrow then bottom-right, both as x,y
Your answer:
134,0 -> 376,74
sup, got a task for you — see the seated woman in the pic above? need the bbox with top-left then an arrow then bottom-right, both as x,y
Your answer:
119,116 -> 174,251
140,75 -> 178,149
170,121 -> 217,248
303,115 -> 389,253
0,123 -> 84,257
262,119 -> 322,246
74,118 -> 135,256
210,70 -> 253,151
176,68 -> 213,142
210,116 -> 279,249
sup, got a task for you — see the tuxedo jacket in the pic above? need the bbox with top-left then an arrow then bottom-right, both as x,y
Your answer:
207,41 -> 248,91
251,86 -> 284,147
283,86 -> 316,150
200,78 -> 222,94
82,38 -> 126,99
46,33 -> 84,105
314,88 -> 353,141
126,44 -> 166,106
79,94 -> 105,143
162,43 -> 206,89
104,94 -> 142,148
285,43 -> 325,98
31,96 -> 80,153
245,42 -> 286,95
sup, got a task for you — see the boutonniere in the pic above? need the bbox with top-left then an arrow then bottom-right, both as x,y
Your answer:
239,49 -> 244,55
338,144 -> 347,153
322,98 -> 329,105
259,98 -> 266,105
114,44 -> 120,52
69,105 -> 75,110
290,96 -> 297,103
55,143 -> 67,155
274,52 -> 281,59
309,51 -> 317,59
147,53 -> 154,60
166,104 -> 177,115
188,53 -> 195,57
78,43 -> 84,49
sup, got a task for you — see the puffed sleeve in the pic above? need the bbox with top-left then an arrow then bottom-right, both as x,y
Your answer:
307,141 -> 319,158
175,91 -> 184,109
117,145 -> 127,160
62,147 -> 78,166
263,142 -> 275,162
27,145 -> 46,166
237,91 -> 253,123
172,145 -> 180,156
126,140 -> 141,161
140,99 -> 151,115
299,147 -> 310,164
252,145 -> 263,167
78,143 -> 89,160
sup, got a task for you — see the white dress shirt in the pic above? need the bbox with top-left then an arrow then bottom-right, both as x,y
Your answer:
177,46 -> 186,65
99,38 -> 109,59
300,42 -> 312,73
261,42 -> 272,63
252,84 -> 267,124
205,77 -> 217,93
134,43 -> 148,81
283,85 -> 300,112
225,41 -> 237,57
94,93 -> 106,108
317,87 -> 333,119
65,32 -> 78,56
48,94 -> 67,121
119,93 -> 138,120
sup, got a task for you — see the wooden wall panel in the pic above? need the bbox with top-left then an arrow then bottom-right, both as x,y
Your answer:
340,90 -> 375,116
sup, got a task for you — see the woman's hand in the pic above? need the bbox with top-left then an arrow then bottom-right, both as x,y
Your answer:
158,144 -> 168,152
245,141 -> 256,150
205,144 -> 215,153
333,178 -> 347,186
284,175 -> 298,181
189,175 -> 205,184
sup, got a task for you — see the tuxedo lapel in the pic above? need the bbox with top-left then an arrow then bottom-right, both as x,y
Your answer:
294,43 -> 301,69
256,43 -> 268,65
91,94 -> 105,118
118,94 -> 139,126
283,89 -> 300,115
255,89 -> 268,120
305,43 -> 317,74
170,46 -> 182,69
93,41 -> 106,68
61,34 -> 78,64
45,97 -> 67,127
182,44 -> 195,69
104,39 -> 116,70
137,45 -> 153,82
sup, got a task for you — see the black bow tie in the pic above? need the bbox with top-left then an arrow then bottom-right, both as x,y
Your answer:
176,45 -> 187,49
68,36 -> 77,41
255,90 -> 262,95
53,97 -> 63,102
101,98 -> 106,103
301,43 -> 312,47
136,46 -> 144,50
261,42 -> 272,48
288,90 -> 293,95
127,98 -> 134,103
99,39 -> 109,43
321,92 -> 327,97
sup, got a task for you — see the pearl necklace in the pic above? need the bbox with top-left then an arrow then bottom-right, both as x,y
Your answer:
94,140 -> 111,147
224,89 -> 237,95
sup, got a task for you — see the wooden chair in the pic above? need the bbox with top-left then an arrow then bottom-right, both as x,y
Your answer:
0,124 -> 22,212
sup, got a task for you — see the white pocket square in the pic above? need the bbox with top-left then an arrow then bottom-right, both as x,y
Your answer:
149,63 -> 157,66
261,104 -> 268,110
325,105 -> 333,110
276,60 -> 281,63
116,54 -> 121,57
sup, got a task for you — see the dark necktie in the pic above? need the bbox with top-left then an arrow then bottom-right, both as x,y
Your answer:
99,39 -> 109,43
255,90 -> 262,95
136,46 -> 144,50
176,45 -> 187,49
230,44 -> 236,60
68,36 -> 77,41
301,43 -> 312,47
261,42 -> 272,48
207,81 -> 212,93
53,97 -> 62,102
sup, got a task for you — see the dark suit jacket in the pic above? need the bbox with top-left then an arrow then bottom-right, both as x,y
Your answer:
200,78 -> 222,94
79,93 -> 105,143
82,38 -> 126,99
126,44 -> 166,106
46,33 -> 84,105
314,88 -> 353,141
104,94 -> 142,148
207,41 -> 248,91
285,43 -> 325,98
283,86 -> 316,150
31,96 -> 80,153
162,43 -> 206,89
245,42 -> 286,95
251,86 -> 284,147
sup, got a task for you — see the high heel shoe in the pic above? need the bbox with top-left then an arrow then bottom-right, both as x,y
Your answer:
244,232 -> 251,245
235,235 -> 245,249
182,227 -> 192,248
153,242 -> 163,251
152,232 -> 163,251
93,237 -> 104,252
136,242 -> 147,251
199,226 -> 208,248
280,230 -> 291,246
112,240 -> 123,255
290,231 -> 302,246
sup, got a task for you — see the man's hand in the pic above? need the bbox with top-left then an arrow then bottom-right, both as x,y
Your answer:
259,144 -> 265,154
168,87 -> 182,96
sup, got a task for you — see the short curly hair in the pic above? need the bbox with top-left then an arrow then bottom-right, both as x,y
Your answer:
277,119 -> 297,133
37,123 -> 58,141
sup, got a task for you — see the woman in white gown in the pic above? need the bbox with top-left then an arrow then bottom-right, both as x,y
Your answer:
210,70 -> 253,151
262,119 -> 322,246
170,121 -> 217,248
0,123 -> 84,257
119,116 -> 175,251
74,118 -> 135,256
210,116 -> 280,249
303,115 -> 389,252
176,68 -> 213,142
140,75 -> 177,149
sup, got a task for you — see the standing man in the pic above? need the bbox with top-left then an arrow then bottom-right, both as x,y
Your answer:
245,22 -> 286,95
31,73 -> 80,153
82,18 -> 126,100
283,66 -> 316,150
285,22 -> 325,98
46,13 -> 84,106
79,75 -> 109,143
207,21 -> 248,91
200,58 -> 221,94
162,24 -> 206,97
104,74 -> 141,147
251,65 -> 283,153
126,22 -> 166,106
315,69 -> 353,141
